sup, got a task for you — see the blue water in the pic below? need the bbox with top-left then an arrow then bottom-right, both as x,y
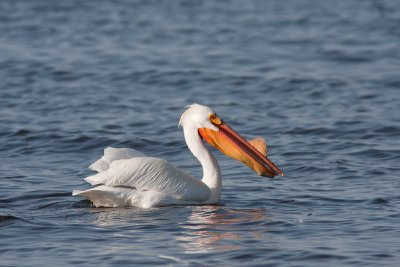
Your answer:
1,0 -> 399,266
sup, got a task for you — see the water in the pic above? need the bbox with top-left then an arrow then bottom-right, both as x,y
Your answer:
1,0 -> 399,266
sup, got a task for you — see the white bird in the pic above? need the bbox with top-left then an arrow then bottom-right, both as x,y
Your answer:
73,104 -> 283,208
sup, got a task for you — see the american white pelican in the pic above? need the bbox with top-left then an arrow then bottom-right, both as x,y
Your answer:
73,104 -> 283,208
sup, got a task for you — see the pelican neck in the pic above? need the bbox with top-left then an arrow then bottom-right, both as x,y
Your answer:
182,126 -> 221,202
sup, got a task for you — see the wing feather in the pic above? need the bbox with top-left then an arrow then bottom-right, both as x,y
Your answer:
86,157 -> 210,202
89,147 -> 146,172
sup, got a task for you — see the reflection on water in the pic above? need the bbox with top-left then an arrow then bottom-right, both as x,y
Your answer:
85,205 -> 270,254
88,207 -> 140,228
178,206 -> 268,253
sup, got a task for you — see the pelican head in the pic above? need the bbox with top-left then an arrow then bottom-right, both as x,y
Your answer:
180,104 -> 283,178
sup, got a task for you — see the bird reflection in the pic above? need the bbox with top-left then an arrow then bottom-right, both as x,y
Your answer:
84,204 -> 269,254
178,205 -> 267,253
87,207 -> 141,228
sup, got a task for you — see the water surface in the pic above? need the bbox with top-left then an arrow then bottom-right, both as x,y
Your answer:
1,0 -> 399,266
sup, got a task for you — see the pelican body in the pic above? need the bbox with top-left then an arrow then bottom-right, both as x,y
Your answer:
73,104 -> 283,208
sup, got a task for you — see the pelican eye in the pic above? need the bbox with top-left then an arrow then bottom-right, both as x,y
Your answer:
209,113 -> 222,125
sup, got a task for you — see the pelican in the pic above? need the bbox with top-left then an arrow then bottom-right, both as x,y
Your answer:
73,104 -> 283,208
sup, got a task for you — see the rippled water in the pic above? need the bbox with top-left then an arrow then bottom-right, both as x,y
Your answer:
1,0 -> 399,266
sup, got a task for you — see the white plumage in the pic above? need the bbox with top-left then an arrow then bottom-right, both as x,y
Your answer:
86,156 -> 210,201
74,153 -> 211,208
74,104 -> 220,208
89,147 -> 145,172
73,104 -> 283,208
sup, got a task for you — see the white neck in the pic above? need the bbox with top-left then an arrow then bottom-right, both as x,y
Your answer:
183,127 -> 221,203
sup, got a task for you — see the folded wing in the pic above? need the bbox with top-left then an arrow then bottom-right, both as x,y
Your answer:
85,156 -> 211,202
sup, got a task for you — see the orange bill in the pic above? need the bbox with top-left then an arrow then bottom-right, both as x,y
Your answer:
198,118 -> 284,178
